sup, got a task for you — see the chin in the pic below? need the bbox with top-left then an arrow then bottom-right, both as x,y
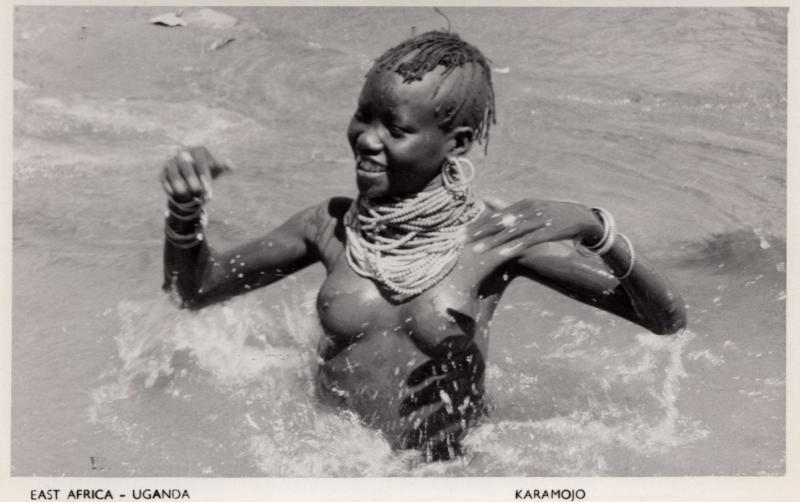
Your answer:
356,174 -> 395,199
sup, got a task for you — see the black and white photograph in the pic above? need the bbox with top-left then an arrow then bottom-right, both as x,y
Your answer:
8,3 -> 791,497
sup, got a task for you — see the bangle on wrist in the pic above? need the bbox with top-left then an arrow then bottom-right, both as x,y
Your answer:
614,233 -> 636,279
575,207 -> 616,257
165,225 -> 204,249
168,195 -> 203,210
165,194 -> 208,223
166,205 -> 205,221
164,208 -> 206,249
166,238 -> 204,249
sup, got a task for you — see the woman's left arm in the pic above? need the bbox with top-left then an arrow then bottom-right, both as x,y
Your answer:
474,198 -> 686,335
514,239 -> 686,334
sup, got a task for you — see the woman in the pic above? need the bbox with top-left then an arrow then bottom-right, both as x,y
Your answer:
159,31 -> 686,461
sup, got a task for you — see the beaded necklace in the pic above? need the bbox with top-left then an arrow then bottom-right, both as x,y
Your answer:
344,159 -> 484,297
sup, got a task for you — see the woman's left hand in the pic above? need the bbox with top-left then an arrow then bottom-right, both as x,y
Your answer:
467,198 -> 603,265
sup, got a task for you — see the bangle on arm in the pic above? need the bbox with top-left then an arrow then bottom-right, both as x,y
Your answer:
166,205 -> 204,221
166,195 -> 205,219
614,233 -> 636,279
164,223 -> 205,249
164,196 -> 206,249
169,196 -> 203,211
573,207 -> 636,280
575,207 -> 616,256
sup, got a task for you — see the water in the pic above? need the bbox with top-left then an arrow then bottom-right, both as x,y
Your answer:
12,7 -> 786,476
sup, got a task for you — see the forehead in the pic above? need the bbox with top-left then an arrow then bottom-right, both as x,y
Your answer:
360,65 -> 455,115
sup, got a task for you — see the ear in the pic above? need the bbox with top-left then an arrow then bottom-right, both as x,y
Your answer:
446,126 -> 475,157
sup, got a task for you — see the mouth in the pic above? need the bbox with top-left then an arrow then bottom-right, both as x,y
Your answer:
356,156 -> 386,173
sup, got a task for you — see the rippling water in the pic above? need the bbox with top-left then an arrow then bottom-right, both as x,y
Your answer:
12,7 -> 786,476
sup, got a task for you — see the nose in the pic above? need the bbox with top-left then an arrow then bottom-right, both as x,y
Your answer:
355,124 -> 383,155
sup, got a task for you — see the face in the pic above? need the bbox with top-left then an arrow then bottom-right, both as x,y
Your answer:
347,67 -> 461,199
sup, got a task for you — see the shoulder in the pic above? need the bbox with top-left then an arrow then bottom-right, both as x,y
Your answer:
324,196 -> 354,220
292,197 -> 352,226
295,196 -> 352,244
307,196 -> 352,228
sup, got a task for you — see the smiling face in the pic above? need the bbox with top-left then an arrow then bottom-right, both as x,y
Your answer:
347,66 -> 471,199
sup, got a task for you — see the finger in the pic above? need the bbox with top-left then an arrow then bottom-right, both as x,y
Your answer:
483,195 -> 510,210
489,224 -> 579,261
400,409 -> 447,448
407,347 -> 467,386
199,174 -> 213,201
211,160 -> 233,179
516,222 -> 578,249
401,376 -> 478,424
210,157 -> 236,179
176,151 -> 204,195
480,202 -> 551,248
399,391 -> 429,417
193,161 -> 214,202
161,179 -> 174,197
164,158 -> 190,199
401,376 -> 459,415
186,147 -> 214,200
401,407 -> 467,449
420,405 -> 464,437
469,216 -> 513,242
159,169 -> 174,196
408,336 -> 481,386
400,375 -> 471,416
474,219 -> 548,254
399,380 -> 444,416
407,359 -> 455,387
407,353 -> 481,388
472,199 -> 540,240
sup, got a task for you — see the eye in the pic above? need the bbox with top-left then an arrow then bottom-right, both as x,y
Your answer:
353,104 -> 373,124
385,114 -> 415,138
386,123 -> 408,138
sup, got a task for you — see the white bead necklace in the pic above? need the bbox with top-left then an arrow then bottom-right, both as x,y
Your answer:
344,159 -> 484,297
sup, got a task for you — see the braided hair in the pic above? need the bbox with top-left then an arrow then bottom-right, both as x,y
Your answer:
373,31 -> 497,151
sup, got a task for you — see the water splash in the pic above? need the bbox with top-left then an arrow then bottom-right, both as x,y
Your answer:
88,284 -> 420,475
88,285 -> 320,452
455,319 -> 706,476
89,295 -> 706,476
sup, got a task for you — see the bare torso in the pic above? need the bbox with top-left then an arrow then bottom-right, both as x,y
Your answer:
161,151 -> 686,458
311,197 -> 507,449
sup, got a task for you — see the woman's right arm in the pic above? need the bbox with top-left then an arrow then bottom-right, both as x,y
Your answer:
160,147 -> 321,308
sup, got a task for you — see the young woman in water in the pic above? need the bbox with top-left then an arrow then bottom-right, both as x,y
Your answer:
159,31 -> 686,461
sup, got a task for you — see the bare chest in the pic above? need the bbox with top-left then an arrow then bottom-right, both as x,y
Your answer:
315,252 -> 495,358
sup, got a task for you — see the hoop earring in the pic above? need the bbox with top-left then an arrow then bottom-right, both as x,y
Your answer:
443,156 -> 476,192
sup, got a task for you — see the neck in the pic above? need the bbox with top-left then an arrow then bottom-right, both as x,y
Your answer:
365,166 -> 448,203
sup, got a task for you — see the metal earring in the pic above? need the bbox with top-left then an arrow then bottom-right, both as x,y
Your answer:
443,156 -> 476,192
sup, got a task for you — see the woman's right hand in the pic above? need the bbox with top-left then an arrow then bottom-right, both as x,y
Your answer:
468,198 -> 603,265
159,146 -> 235,203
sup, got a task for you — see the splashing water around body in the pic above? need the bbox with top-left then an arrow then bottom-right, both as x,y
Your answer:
89,280 -> 705,476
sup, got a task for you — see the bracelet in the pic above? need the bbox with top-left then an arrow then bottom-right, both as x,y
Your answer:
168,195 -> 203,211
575,207 -> 616,257
166,205 -> 205,221
166,238 -> 204,249
614,233 -> 636,279
165,221 -> 205,249
164,224 -> 203,241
